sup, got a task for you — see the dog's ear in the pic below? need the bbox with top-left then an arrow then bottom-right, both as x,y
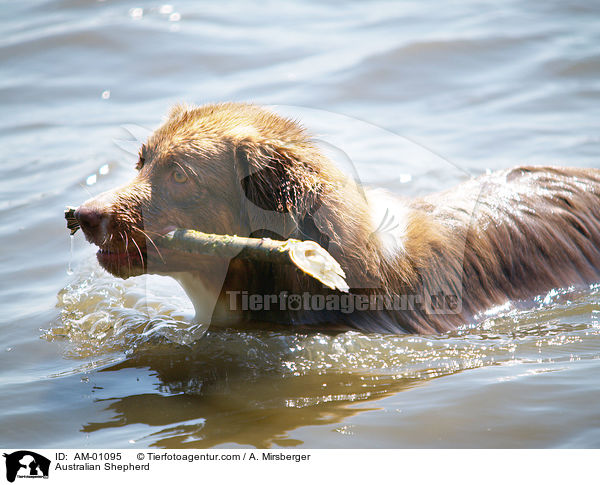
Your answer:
233,139 -> 327,243
235,140 -> 316,213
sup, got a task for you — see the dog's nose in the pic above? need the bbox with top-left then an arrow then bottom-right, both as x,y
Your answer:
74,206 -> 108,242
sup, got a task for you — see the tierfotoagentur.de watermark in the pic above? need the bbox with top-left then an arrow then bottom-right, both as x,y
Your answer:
226,290 -> 461,314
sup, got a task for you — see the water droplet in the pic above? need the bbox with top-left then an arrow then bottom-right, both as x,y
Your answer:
159,4 -> 173,14
99,163 -> 110,175
86,174 -> 97,185
169,12 -> 181,21
129,7 -> 143,19
101,90 -> 111,99
67,235 -> 74,275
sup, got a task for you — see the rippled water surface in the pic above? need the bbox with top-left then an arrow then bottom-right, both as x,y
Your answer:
1,0 -> 599,448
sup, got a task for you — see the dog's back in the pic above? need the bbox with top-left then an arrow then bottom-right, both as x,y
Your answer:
409,166 -> 600,329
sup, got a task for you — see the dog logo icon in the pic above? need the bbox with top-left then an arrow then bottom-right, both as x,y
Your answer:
3,451 -> 50,482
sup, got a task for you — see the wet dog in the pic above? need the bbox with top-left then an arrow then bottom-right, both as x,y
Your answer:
74,103 -> 600,333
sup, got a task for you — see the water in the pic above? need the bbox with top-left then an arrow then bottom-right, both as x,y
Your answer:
1,0 -> 599,448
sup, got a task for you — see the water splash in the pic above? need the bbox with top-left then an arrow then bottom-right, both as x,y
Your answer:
47,265 -> 204,359
48,261 -> 600,382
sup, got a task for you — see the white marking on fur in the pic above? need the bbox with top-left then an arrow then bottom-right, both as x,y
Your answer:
366,188 -> 409,260
174,273 -> 220,325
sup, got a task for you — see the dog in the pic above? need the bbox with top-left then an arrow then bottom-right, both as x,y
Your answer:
73,102 -> 600,333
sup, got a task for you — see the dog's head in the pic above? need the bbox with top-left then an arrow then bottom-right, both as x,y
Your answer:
75,103 -> 334,279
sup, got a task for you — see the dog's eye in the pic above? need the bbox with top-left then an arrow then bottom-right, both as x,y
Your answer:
172,169 -> 188,184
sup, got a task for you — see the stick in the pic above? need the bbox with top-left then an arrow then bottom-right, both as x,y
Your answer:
65,207 -> 80,236
64,207 -> 349,292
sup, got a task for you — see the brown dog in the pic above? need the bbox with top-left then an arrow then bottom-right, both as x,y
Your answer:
74,103 -> 600,333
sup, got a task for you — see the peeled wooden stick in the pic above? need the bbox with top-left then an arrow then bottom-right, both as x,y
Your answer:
158,229 -> 349,292
64,207 -> 349,292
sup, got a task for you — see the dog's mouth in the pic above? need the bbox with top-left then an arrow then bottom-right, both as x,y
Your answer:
94,227 -> 184,277
96,243 -> 147,278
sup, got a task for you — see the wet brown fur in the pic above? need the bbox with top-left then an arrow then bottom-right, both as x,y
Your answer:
76,102 -> 600,334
